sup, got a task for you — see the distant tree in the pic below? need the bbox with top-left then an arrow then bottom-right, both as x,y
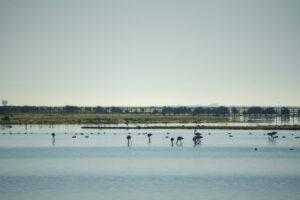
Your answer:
247,107 -> 264,115
264,107 -> 276,115
192,107 -> 205,115
152,109 -> 159,114
2,99 -> 8,106
95,106 -> 105,113
63,106 -> 81,113
84,107 -> 92,113
110,107 -> 123,114
173,107 -> 191,115
20,106 -> 37,113
162,107 -> 173,115
281,107 -> 290,116
215,106 -> 229,115
0,100 -> 10,122
207,107 -> 215,115
231,107 -> 239,116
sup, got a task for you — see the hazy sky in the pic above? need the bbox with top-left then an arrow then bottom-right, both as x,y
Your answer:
0,0 -> 299,106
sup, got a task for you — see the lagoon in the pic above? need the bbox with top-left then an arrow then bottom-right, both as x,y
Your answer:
0,125 -> 300,200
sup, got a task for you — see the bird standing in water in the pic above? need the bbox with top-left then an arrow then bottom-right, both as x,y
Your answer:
176,136 -> 184,146
127,135 -> 132,147
147,133 -> 152,144
51,133 -> 55,145
193,135 -> 202,146
170,137 -> 175,147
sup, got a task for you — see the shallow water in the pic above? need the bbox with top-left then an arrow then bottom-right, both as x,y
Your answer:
0,125 -> 300,200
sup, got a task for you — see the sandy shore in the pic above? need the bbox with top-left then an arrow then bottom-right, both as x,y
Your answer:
82,125 -> 300,130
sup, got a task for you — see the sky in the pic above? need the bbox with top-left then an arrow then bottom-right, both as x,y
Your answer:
0,0 -> 299,106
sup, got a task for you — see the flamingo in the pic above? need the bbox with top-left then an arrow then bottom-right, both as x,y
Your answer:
147,133 -> 152,143
193,135 -> 203,146
127,135 -> 132,147
176,136 -> 184,146
267,131 -> 277,138
51,133 -> 55,145
170,137 -> 175,146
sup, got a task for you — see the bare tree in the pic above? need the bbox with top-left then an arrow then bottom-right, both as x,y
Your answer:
2,99 -> 8,106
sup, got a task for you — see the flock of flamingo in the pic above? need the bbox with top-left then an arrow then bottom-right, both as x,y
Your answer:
1,129 -> 299,150
51,129 -> 298,150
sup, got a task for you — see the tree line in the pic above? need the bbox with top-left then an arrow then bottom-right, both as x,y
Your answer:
0,105 -> 298,116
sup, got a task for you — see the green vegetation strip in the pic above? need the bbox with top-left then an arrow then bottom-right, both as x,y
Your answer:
1,113 -> 236,124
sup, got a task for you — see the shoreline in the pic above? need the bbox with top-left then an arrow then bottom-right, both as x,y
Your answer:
81,125 -> 300,130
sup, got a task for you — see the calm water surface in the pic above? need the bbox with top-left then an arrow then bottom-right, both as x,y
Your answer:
0,125 -> 300,200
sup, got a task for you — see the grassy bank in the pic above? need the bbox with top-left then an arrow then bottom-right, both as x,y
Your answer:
2,113 -> 237,124
1,113 -> 299,130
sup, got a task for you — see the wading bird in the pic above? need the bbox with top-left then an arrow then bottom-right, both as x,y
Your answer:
170,137 -> 175,147
127,135 -> 132,147
147,133 -> 152,143
193,135 -> 203,146
176,136 -> 184,146
267,131 -> 277,138
51,133 -> 55,145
